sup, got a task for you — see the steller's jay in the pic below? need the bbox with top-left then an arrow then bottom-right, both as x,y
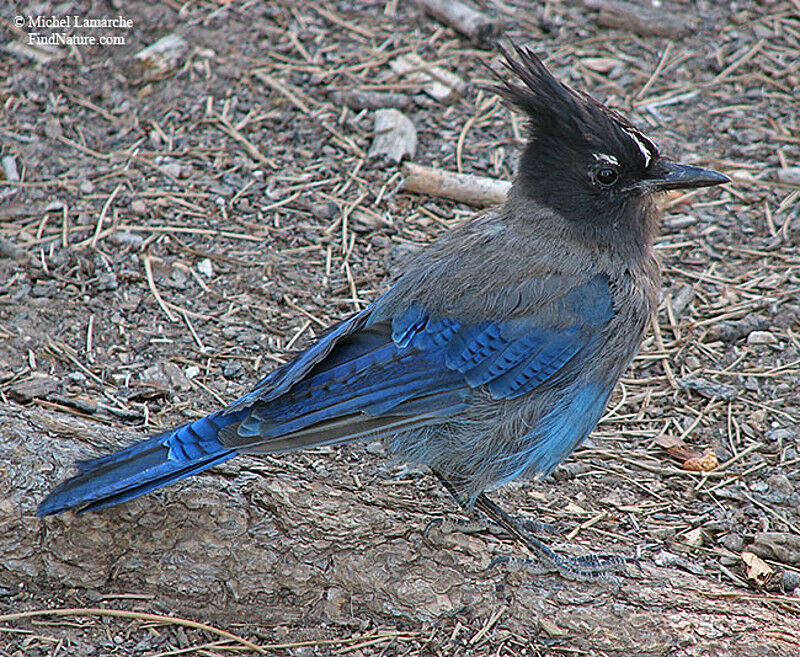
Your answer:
37,45 -> 729,579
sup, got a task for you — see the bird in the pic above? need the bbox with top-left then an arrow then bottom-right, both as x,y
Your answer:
37,45 -> 729,579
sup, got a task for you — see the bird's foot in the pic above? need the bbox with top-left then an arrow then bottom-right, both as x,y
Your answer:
474,491 -> 637,581
488,550 -> 637,582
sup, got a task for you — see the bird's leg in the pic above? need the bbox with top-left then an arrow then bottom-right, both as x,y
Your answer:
428,471 -> 557,539
432,471 -> 634,581
424,474 -> 489,539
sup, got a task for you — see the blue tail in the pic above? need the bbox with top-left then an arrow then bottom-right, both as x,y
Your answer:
36,409 -> 248,516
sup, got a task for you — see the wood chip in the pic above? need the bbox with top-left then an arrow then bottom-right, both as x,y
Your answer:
331,90 -> 411,111
8,373 -> 59,402
677,377 -> 738,401
416,0 -> 504,45
368,109 -> 417,164
131,34 -> 187,82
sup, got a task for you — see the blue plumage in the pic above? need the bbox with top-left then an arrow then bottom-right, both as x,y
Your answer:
37,409 -> 249,515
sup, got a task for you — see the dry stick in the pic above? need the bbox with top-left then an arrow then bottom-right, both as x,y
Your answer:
636,41 -> 672,99
121,224 -> 265,242
416,0 -> 503,44
341,190 -> 369,253
61,204 -> 69,248
283,295 -> 328,328
343,259 -> 361,310
285,319 -> 313,350
565,511 -> 608,541
312,6 -> 376,38
401,163 -> 510,208
740,490 -> 800,535
190,377 -> 227,407
469,607 -> 506,646
213,112 -> 272,166
320,121 -> 365,158
649,318 -> 677,388
181,309 -> 205,351
253,70 -> 312,115
46,338 -> 104,385
56,135 -> 112,160
695,442 -> 764,493
0,608 -> 266,655
89,183 -> 123,249
711,38 -> 766,85
143,254 -> 178,323
456,98 -> 498,174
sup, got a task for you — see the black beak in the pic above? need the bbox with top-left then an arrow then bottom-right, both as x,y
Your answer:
641,161 -> 730,193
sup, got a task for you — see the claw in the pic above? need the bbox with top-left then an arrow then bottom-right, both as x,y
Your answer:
423,517 -> 444,540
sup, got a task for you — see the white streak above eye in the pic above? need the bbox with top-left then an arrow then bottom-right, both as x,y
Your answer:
593,152 -> 619,166
623,128 -> 654,168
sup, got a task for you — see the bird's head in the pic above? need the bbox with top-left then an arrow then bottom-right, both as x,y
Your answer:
492,45 -> 729,247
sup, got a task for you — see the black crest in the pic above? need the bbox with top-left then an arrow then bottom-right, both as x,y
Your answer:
491,44 -> 659,173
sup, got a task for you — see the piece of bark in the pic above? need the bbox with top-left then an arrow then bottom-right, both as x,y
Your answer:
582,0 -> 694,39
416,0 -> 503,45
401,163 -> 511,207
2,402 -> 799,655
750,532 -> 800,565
390,54 -> 467,104
369,109 -> 417,164
8,374 -> 59,403
677,376 -> 738,401
331,90 -> 411,111
706,314 -> 769,342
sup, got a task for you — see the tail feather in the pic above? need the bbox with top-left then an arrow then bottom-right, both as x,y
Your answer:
36,410 -> 244,516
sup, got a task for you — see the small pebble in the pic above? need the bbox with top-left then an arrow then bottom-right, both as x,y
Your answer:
747,330 -> 777,345
162,162 -> 182,178
197,258 -> 213,278
223,361 -> 243,379
311,202 -> 338,221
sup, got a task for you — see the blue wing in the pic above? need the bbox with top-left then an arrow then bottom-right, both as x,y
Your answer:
221,274 -> 615,452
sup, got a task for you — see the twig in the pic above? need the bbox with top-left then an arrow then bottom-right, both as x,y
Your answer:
212,111 -> 272,166
0,608 -> 266,654
89,183 -> 123,249
143,254 -> 178,323
401,163 -> 510,207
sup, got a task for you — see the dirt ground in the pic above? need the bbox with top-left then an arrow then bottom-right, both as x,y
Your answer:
1,0 -> 800,655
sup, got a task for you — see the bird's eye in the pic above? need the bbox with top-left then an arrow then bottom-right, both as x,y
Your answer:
596,167 -> 619,186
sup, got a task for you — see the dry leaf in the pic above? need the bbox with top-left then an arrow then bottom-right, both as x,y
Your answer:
655,434 -> 702,462
683,527 -> 705,547
742,551 -> 774,586
682,451 -> 719,472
